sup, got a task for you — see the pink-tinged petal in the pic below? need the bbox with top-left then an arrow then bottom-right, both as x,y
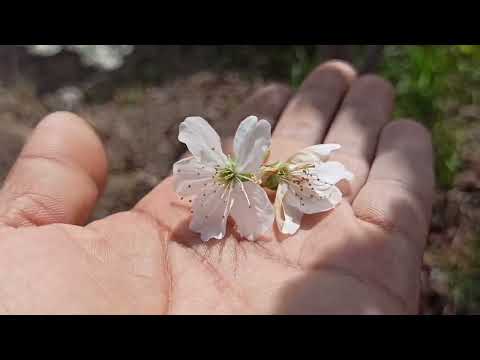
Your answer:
274,182 -> 288,232
275,182 -> 303,235
233,116 -> 272,174
281,199 -> 303,235
285,184 -> 336,215
190,183 -> 233,241
289,144 -> 341,165
230,181 -> 274,241
310,161 -> 354,185
173,156 -> 216,196
327,185 -> 343,206
178,117 -> 227,166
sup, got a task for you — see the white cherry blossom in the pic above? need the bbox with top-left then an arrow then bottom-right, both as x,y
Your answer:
269,144 -> 353,235
173,116 -> 274,241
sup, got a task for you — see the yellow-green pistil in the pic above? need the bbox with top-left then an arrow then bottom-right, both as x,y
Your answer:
261,162 -> 316,191
214,157 -> 255,186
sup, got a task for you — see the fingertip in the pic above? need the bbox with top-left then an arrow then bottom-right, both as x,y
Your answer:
384,119 -> 432,144
381,120 -> 434,167
273,60 -> 358,153
379,119 -> 434,166
0,111 -> 110,227
357,74 -> 395,93
37,111 -> 84,126
307,60 -> 358,86
365,118 -> 435,222
353,74 -> 396,104
228,82 -> 293,127
37,111 -> 102,142
31,111 -> 108,192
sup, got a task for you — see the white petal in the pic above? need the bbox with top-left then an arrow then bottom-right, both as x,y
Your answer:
190,183 -> 233,241
233,116 -> 271,174
327,185 -> 343,205
274,182 -> 288,232
282,198 -> 303,235
178,117 -> 227,166
173,156 -> 216,196
285,180 -> 342,215
310,161 -> 354,185
230,181 -> 274,241
275,182 -> 303,235
289,144 -> 341,165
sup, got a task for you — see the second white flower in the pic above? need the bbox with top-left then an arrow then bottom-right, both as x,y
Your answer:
271,144 -> 354,235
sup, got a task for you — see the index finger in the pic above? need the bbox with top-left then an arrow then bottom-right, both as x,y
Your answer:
270,60 -> 357,162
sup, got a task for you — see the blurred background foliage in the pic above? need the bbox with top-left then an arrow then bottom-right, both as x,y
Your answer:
440,233 -> 480,313
381,45 -> 480,189
2,45 -> 480,313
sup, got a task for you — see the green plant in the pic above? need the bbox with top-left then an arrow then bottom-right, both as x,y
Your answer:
432,121 -> 463,189
380,45 -> 480,189
289,46 -> 319,89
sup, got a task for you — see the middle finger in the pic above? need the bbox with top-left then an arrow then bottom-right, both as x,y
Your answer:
324,74 -> 395,200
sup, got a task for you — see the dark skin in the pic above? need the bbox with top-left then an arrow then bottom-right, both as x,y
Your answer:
0,61 -> 433,314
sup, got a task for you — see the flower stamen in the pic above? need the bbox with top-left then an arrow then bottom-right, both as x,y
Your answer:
238,178 -> 252,208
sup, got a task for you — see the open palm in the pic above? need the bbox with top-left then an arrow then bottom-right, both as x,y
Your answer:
0,61 -> 433,314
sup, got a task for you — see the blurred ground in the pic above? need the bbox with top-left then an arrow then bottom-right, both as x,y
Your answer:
2,46 -> 369,218
0,71 -> 265,219
1,45 -> 479,314
422,107 -> 480,314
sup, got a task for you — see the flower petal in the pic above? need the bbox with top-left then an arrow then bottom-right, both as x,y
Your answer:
285,182 -> 342,215
289,144 -> 341,164
230,181 -> 274,241
178,117 -> 227,166
233,116 -> 272,174
275,182 -> 303,235
327,185 -> 343,205
190,183 -> 233,241
282,198 -> 303,235
310,161 -> 354,185
173,156 -> 216,196
274,182 -> 288,232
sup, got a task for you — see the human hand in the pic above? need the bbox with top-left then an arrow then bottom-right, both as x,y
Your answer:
0,60 -> 433,314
